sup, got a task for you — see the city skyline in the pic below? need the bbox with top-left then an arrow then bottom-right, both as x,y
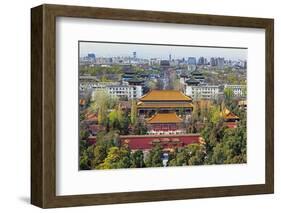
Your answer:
79,41 -> 247,61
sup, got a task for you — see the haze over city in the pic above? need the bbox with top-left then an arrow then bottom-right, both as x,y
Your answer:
79,41 -> 247,61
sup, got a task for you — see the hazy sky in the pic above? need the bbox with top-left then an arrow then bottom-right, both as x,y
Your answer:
79,41 -> 247,61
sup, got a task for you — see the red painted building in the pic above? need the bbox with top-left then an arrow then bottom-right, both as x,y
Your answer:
88,134 -> 201,152
146,112 -> 185,135
221,108 -> 240,128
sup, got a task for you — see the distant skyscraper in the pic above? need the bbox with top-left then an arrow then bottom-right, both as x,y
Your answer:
133,52 -> 137,59
204,58 -> 208,65
198,57 -> 206,65
210,57 -> 217,66
169,54 -> 172,61
88,53 -> 96,61
187,57 -> 196,65
217,57 -> 225,69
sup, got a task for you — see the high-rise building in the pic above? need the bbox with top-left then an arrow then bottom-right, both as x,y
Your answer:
197,57 -> 206,65
210,57 -> 217,66
187,57 -> 196,65
87,53 -> 96,61
217,57 -> 225,69
169,54 -> 172,61
133,51 -> 137,59
204,58 -> 208,65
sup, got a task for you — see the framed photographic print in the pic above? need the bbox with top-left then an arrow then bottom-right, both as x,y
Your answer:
31,4 -> 274,208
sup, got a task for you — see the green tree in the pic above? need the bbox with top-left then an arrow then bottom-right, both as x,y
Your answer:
145,144 -> 163,167
80,150 -> 91,170
108,105 -> 130,134
167,144 -> 206,166
109,109 -> 119,129
200,119 -> 226,164
224,87 -> 234,104
119,113 -> 130,135
186,144 -> 206,165
167,149 -> 187,166
209,105 -> 222,124
79,143 -> 94,170
130,100 -> 137,125
92,144 -> 108,168
211,143 -> 229,164
241,85 -> 247,97
207,117 -> 247,165
91,90 -> 119,125
131,150 -> 145,168
97,146 -> 131,169
79,129 -> 89,140
132,120 -> 148,135
91,131 -> 117,168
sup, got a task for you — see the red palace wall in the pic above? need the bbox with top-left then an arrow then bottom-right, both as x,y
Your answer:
88,134 -> 200,151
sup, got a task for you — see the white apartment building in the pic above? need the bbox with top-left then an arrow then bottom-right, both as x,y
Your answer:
224,84 -> 246,97
90,83 -> 142,100
185,85 -> 220,100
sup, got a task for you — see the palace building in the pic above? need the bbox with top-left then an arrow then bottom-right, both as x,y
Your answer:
137,90 -> 193,117
221,108 -> 240,128
146,112 -> 185,135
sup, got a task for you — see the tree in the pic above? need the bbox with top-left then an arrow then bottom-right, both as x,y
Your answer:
145,144 -> 163,167
79,129 -> 89,140
224,87 -> 234,105
130,100 -> 137,125
79,143 -> 94,170
91,131 -> 117,168
211,142 -> 229,164
224,118 -> 247,164
91,90 -> 119,125
80,150 -> 91,170
167,144 -> 206,166
167,148 -> 187,166
92,144 -> 108,168
108,104 -> 130,134
167,149 -> 177,166
131,150 -> 145,168
200,119 -> 226,164
207,118 -> 247,165
241,85 -> 247,97
97,146 -> 131,169
185,144 -> 206,165
132,120 -> 148,135
209,105 -> 221,124
118,110 -> 130,135
109,109 -> 119,129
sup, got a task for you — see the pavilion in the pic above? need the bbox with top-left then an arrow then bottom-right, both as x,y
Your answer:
146,112 -> 185,135
137,90 -> 193,117
221,108 -> 240,128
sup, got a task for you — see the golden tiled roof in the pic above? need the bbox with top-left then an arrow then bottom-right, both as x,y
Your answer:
137,102 -> 193,109
221,108 -> 239,120
147,112 -> 183,124
79,99 -> 86,105
139,90 -> 192,101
